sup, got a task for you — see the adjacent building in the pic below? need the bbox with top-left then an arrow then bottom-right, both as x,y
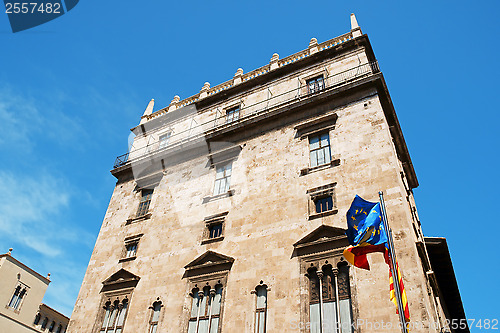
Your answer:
68,14 -> 467,333
0,249 -> 69,333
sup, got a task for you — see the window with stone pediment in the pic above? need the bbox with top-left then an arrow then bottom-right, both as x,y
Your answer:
294,225 -> 354,333
184,251 -> 234,333
95,269 -> 140,333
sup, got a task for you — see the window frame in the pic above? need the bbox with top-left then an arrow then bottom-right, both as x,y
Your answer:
202,212 -> 228,244
98,297 -> 129,333
136,188 -> 153,217
308,132 -> 332,168
8,283 -> 28,311
253,283 -> 269,333
188,282 -> 224,333
158,132 -> 171,149
225,106 -> 240,124
148,300 -> 162,333
306,75 -> 325,94
307,183 -> 338,219
213,162 -> 232,196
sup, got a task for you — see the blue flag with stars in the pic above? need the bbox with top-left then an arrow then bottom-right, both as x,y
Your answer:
346,195 -> 388,246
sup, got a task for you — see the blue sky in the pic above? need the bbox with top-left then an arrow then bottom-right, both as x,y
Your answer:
1,0 -> 498,329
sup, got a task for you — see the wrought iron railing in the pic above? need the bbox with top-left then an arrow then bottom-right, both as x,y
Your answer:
113,61 -> 379,169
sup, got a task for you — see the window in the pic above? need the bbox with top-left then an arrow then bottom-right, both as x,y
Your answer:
49,320 -> 56,332
254,284 -> 268,333
315,196 -> 333,213
159,132 -> 171,149
188,284 -> 223,333
125,242 -> 138,258
307,183 -> 337,218
309,132 -> 331,168
213,162 -> 232,196
202,212 -> 227,244
209,224 -> 223,238
137,189 -> 153,217
56,324 -> 63,333
34,313 -> 41,325
307,75 -> 325,94
225,106 -> 240,124
100,298 -> 128,333
8,285 -> 27,310
307,263 -> 353,333
149,301 -> 162,333
41,317 -> 49,329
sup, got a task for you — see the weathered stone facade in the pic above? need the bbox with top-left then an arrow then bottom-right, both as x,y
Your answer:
68,15 -> 466,333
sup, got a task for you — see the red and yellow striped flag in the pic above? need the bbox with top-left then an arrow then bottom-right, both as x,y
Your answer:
389,260 -> 410,323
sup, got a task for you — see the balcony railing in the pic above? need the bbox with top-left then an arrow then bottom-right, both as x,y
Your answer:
113,61 -> 379,169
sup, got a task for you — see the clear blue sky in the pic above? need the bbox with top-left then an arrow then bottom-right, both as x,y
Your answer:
1,0 -> 498,329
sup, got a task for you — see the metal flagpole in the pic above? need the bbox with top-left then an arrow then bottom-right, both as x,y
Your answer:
379,191 -> 408,333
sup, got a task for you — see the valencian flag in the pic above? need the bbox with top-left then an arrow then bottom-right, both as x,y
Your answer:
389,255 -> 411,323
343,195 -> 387,270
343,195 -> 410,324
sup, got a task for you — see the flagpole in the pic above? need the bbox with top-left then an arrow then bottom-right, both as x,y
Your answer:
379,191 -> 408,333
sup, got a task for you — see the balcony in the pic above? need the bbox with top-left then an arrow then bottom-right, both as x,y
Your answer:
113,61 -> 380,169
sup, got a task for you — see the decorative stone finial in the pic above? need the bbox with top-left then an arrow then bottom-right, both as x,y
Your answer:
350,13 -> 362,37
269,53 -> 279,70
309,38 -> 319,54
7,248 -> 13,255
47,273 -> 51,280
199,82 -> 211,99
171,95 -> 180,104
233,69 -> 244,85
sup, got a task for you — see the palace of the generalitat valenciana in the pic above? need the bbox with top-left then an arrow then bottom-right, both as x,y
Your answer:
67,14 -> 468,333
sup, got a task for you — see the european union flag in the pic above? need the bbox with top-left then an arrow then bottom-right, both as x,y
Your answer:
346,195 -> 387,246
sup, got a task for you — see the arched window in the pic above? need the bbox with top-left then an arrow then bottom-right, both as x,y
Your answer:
33,313 -> 41,325
8,285 -> 27,310
307,262 -> 353,333
148,300 -> 162,333
188,283 -> 223,333
56,324 -> 63,333
41,317 -> 49,329
49,320 -> 56,332
254,283 -> 268,333
100,298 -> 128,333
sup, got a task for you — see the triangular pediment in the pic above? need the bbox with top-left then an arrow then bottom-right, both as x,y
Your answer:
185,251 -> 234,269
102,269 -> 140,286
294,225 -> 347,248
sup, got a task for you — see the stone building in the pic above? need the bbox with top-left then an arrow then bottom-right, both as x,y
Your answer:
68,14 -> 467,333
0,249 -> 69,333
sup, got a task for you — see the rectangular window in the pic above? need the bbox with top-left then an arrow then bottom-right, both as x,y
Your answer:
125,242 -> 138,258
188,285 -> 223,333
226,106 -> 240,124
213,163 -> 232,196
306,75 -> 325,94
315,196 -> 333,213
137,189 -> 153,217
209,223 -> 223,239
309,133 -> 331,168
159,132 -> 171,149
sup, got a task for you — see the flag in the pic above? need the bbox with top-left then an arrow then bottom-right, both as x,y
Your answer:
342,243 -> 387,270
389,259 -> 410,323
346,195 -> 387,246
344,195 -> 410,325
